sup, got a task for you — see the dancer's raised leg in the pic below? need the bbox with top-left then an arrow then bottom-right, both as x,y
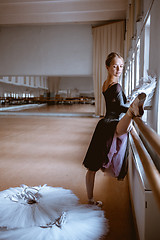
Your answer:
116,93 -> 146,136
116,113 -> 132,136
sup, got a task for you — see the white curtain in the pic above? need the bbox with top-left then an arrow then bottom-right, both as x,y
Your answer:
92,21 -> 125,116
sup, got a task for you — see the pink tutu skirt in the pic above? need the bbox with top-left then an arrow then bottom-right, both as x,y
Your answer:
103,133 -> 128,177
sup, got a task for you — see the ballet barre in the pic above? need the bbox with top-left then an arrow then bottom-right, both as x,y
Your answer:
130,122 -> 160,209
134,117 -> 160,158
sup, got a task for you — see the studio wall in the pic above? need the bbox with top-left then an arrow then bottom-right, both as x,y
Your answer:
0,24 -> 93,76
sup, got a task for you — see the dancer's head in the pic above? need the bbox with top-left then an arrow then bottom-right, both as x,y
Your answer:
105,52 -> 124,78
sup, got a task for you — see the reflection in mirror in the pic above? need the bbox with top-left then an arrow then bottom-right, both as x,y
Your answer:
0,76 -> 95,116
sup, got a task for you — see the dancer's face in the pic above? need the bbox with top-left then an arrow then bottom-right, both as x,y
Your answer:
107,56 -> 124,78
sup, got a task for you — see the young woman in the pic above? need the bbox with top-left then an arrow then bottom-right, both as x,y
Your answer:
83,52 -> 146,206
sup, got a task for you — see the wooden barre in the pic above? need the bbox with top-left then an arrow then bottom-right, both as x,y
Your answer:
134,117 -> 160,158
130,126 -> 160,209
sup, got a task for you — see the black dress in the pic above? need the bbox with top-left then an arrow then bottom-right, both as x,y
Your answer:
83,83 -> 129,180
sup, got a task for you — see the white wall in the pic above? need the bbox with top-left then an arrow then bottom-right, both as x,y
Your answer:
148,0 -> 160,131
0,24 -> 93,76
47,76 -> 94,97
59,77 -> 93,92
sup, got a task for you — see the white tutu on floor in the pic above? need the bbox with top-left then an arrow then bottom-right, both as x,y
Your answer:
0,185 -> 108,239
0,184 -> 79,229
0,205 -> 108,240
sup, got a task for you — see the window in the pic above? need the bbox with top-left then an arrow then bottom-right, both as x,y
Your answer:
143,16 -> 151,122
131,53 -> 135,90
26,77 -> 30,85
143,15 -> 150,79
12,76 -> 16,83
3,76 -> 9,81
30,76 -> 34,86
17,76 -> 24,85
127,65 -> 130,96
135,39 -> 140,86
124,71 -> 128,96
129,61 -> 132,95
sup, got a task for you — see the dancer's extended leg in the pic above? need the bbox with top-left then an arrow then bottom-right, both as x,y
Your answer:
116,93 -> 146,136
116,114 -> 132,136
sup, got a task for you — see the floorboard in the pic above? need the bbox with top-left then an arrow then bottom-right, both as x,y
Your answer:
0,104 -> 136,239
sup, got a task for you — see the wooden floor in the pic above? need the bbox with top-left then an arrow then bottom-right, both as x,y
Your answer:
0,103 -> 96,113
0,104 -> 136,240
23,103 -> 96,113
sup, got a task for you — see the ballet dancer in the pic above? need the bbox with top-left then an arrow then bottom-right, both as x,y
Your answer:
83,52 -> 146,207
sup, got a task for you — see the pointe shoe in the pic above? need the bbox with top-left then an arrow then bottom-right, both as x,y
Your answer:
40,212 -> 67,229
127,93 -> 146,118
55,212 -> 67,227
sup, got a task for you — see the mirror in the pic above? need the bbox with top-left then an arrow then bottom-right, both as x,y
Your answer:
0,76 -> 95,116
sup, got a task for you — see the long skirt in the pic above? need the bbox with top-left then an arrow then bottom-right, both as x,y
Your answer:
83,118 -> 128,180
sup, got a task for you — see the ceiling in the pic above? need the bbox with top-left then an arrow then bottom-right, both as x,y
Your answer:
0,0 -> 127,26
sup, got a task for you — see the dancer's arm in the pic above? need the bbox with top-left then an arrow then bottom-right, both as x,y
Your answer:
115,84 -> 128,113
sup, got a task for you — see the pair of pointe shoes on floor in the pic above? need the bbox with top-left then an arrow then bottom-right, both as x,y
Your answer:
127,92 -> 146,118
